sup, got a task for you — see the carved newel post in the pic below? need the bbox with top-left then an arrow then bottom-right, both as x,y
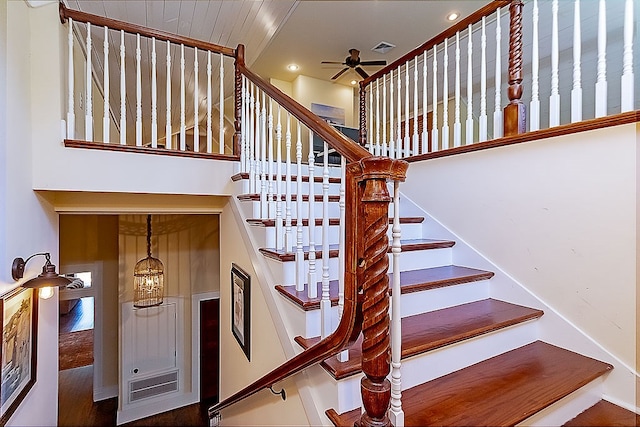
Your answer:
504,0 -> 526,136
351,157 -> 407,427
234,44 -> 245,156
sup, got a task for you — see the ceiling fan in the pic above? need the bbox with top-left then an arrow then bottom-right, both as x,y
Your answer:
321,48 -> 387,80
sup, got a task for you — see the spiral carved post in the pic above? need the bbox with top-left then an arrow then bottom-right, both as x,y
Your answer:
359,83 -> 368,148
234,45 -> 245,156
503,0 -> 526,136
352,157 -> 408,427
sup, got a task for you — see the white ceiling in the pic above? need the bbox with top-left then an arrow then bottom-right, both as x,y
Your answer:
66,0 -> 492,86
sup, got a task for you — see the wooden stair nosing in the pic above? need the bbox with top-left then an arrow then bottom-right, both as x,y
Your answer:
327,341 -> 613,427
231,171 -> 341,184
246,216 -> 425,227
563,400 -> 640,426
275,265 -> 493,311
260,238 -> 455,262
237,193 -> 341,202
296,299 -> 544,380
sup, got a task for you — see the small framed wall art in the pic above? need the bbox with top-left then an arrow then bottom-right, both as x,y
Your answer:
231,264 -> 250,361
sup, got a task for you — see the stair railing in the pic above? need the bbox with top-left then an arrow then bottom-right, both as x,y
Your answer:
209,45 -> 408,427
359,0 -> 636,159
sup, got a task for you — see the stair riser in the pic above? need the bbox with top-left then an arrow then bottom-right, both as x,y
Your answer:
399,279 -> 490,318
331,321 -> 539,413
245,200 -> 343,220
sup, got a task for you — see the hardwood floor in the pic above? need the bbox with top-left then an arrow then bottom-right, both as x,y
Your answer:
59,297 -> 94,333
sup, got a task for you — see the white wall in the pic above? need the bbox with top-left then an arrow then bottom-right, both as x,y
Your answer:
0,1 -> 61,425
402,123 -> 637,369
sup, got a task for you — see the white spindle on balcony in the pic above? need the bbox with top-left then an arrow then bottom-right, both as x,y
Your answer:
321,141 -> 331,338
67,18 -> 75,139
421,51 -> 428,154
165,40 -> 172,149
620,0 -> 634,112
494,9 -> 503,138
295,121 -> 304,292
284,113 -> 293,253
103,26 -> 110,144
193,48 -> 199,152
389,73 -> 395,159
382,76 -> 387,157
431,46 -> 438,151
275,107 -> 283,251
571,0 -> 582,123
150,37 -> 157,148
240,77 -> 246,172
442,39 -> 450,150
595,0 -> 607,118
307,129 -> 317,299
530,0 -> 540,131
260,92 -> 267,218
219,52 -> 225,154
368,86 -> 374,154
396,68 -> 402,157
389,179 -> 403,427
454,32 -> 462,148
549,0 -> 560,127
412,56 -> 419,155
119,30 -> 126,145
267,100 -> 275,219
85,23 -> 93,141
337,157 -> 348,362
248,84 -> 256,194
466,25 -> 473,145
404,62 -> 410,157
375,79 -> 380,156
206,51 -> 212,154
136,34 -> 142,146
180,44 -> 186,150
479,18 -> 487,142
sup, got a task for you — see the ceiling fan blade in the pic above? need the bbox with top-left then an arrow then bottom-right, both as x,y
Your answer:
321,61 -> 346,65
355,67 -> 369,79
359,60 -> 387,66
331,68 -> 349,80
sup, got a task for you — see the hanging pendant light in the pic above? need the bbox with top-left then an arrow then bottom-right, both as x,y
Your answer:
133,215 -> 164,308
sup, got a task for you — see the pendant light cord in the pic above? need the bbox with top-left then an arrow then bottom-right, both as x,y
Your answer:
147,214 -> 152,258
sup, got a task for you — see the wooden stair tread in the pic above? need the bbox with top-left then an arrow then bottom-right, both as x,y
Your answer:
237,193 -> 340,202
246,216 -> 424,227
231,171 -> 341,184
275,265 -> 492,310
563,400 -> 640,426
326,341 -> 613,427
261,238 -> 455,262
296,299 -> 543,380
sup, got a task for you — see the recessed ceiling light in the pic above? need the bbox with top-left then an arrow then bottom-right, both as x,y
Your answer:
287,64 -> 299,71
350,80 -> 357,85
447,11 -> 460,21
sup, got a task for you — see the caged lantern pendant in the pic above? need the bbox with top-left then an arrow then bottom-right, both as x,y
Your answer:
133,215 -> 164,308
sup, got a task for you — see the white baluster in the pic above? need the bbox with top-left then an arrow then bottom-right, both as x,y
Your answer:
295,122 -> 304,292
249,84 -> 256,194
571,0 -> 582,123
267,99 -> 275,219
260,92 -> 268,219
321,140 -> 331,338
404,62 -> 410,157
530,0 -> 540,131
136,33 -> 142,146
466,25 -> 473,145
219,52 -> 225,153
207,51 -> 212,153
193,48 -> 199,152
382,76 -> 387,157
413,56 -> 419,155
422,51 -> 428,154
240,76 -> 246,172
442,39 -> 450,150
389,179 -> 404,427
368,86 -> 374,154
375,79 -> 380,156
103,26 -> 110,143
396,68 -> 402,157
549,0 -> 560,127
479,17 -> 488,142
180,44 -> 186,150
454,32 -> 462,147
595,0 -> 607,118
431,46 -> 439,151
284,113 -> 293,253
389,73 -> 395,159
307,130 -> 317,299
67,18 -> 75,140
85,23 -> 93,141
337,157 -> 348,362
165,40 -> 172,149
494,8 -> 503,138
275,106 -> 283,250
621,0 -> 634,112
120,30 -> 126,145
150,37 -> 157,148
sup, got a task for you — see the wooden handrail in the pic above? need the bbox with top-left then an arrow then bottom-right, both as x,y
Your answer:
362,0 -> 510,87
58,1 -> 235,58
237,60 -> 371,163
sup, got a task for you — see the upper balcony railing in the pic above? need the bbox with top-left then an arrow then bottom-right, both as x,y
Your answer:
359,0 -> 637,161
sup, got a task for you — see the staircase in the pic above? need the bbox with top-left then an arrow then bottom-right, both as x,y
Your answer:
229,164 -> 625,426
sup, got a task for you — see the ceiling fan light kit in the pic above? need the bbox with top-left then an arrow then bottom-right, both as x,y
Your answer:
321,48 -> 387,81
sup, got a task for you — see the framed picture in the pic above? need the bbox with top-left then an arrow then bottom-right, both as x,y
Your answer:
0,287 -> 37,426
231,264 -> 250,361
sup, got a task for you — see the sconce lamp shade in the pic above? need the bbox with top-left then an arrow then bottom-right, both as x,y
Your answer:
133,215 -> 164,308
11,252 -> 72,289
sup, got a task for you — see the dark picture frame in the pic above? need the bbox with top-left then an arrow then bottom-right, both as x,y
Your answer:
231,264 -> 250,361
0,287 -> 37,426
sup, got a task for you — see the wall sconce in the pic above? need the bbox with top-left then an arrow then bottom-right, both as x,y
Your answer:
11,252 -> 72,299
